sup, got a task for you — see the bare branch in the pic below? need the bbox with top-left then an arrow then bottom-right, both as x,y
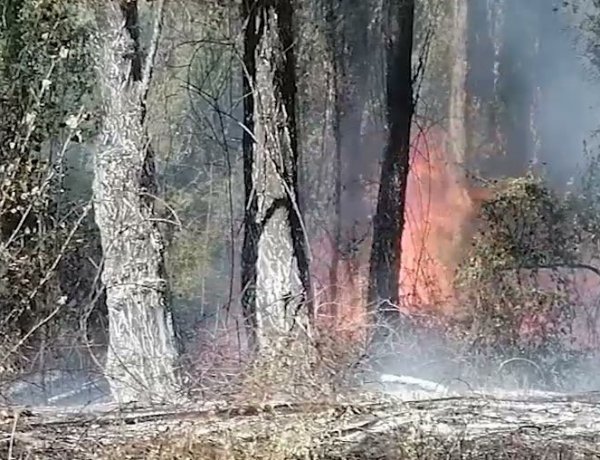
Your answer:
141,0 -> 167,108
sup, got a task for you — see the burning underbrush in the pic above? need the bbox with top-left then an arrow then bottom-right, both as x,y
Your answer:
309,127 -> 600,394
447,174 -> 600,389
178,129 -> 600,401
455,176 -> 583,348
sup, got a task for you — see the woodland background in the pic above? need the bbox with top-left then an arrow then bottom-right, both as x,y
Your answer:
3,0 -> 600,404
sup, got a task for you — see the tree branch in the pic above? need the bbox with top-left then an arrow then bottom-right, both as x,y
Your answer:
504,262 -> 600,279
141,0 -> 166,109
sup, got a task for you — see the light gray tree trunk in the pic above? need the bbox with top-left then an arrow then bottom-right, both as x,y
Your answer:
448,0 -> 468,167
93,0 -> 179,404
465,0 -> 498,162
241,0 -> 312,356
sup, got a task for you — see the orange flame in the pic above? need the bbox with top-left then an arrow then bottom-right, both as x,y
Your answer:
311,126 -> 485,324
309,126 -> 600,351
400,128 -> 489,312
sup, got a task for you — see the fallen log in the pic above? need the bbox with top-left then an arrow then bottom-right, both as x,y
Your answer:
2,392 -> 600,459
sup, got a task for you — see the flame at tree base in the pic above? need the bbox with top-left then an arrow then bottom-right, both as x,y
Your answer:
399,128 -> 481,312
311,126 -> 479,332
310,127 -> 600,351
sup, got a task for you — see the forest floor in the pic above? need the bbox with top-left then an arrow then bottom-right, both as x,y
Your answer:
2,376 -> 600,459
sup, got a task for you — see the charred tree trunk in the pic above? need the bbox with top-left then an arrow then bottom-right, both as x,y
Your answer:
324,0 -> 371,310
241,0 -> 312,354
324,0 -> 344,312
93,0 -> 179,404
368,0 -> 415,320
338,1 -> 370,248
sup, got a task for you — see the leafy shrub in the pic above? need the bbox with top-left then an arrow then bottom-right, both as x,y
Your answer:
454,175 -> 578,358
0,0 -> 97,372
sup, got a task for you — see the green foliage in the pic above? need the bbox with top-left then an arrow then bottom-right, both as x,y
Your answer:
476,175 -> 575,267
455,175 -> 577,354
566,143 -> 600,249
152,3 -> 244,332
0,0 -> 97,366
1,0 -> 95,143
164,181 -> 233,330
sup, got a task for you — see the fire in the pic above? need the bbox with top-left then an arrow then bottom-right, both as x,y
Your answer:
399,128 -> 487,312
402,129 -> 600,347
311,126 -> 485,324
309,126 -> 600,352
311,231 -> 368,335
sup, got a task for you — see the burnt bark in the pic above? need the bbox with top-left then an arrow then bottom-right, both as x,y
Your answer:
241,0 -> 312,354
337,1 -> 371,241
324,0 -> 371,309
324,0 -> 344,311
368,0 -> 415,320
93,0 -> 179,403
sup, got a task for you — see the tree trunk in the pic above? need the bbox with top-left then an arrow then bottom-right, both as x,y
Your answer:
338,0 -> 370,246
93,0 -> 179,404
368,0 -> 415,320
324,0 -> 371,310
496,0 -> 541,177
241,0 -> 312,355
448,0 -> 468,167
465,0 -> 498,164
324,0 -> 344,312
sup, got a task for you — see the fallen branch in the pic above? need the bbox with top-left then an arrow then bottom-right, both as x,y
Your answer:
2,392 -> 600,458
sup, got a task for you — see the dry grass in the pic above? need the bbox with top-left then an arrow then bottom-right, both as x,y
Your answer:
3,305 -> 600,459
3,387 -> 599,459
99,412 -> 591,460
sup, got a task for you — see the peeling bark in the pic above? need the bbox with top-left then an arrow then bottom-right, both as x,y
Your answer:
93,0 -> 179,404
241,0 -> 312,354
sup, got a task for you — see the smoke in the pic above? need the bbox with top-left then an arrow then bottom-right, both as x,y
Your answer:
369,0 -> 600,395
535,3 -> 600,186
460,0 -> 600,185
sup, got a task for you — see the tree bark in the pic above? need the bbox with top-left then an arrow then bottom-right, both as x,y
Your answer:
465,0 -> 498,163
337,1 -> 371,246
324,0 -> 371,310
368,0 -> 415,321
496,0 -> 541,177
448,0 -> 468,168
324,0 -> 344,312
241,0 -> 312,354
93,0 -> 179,404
